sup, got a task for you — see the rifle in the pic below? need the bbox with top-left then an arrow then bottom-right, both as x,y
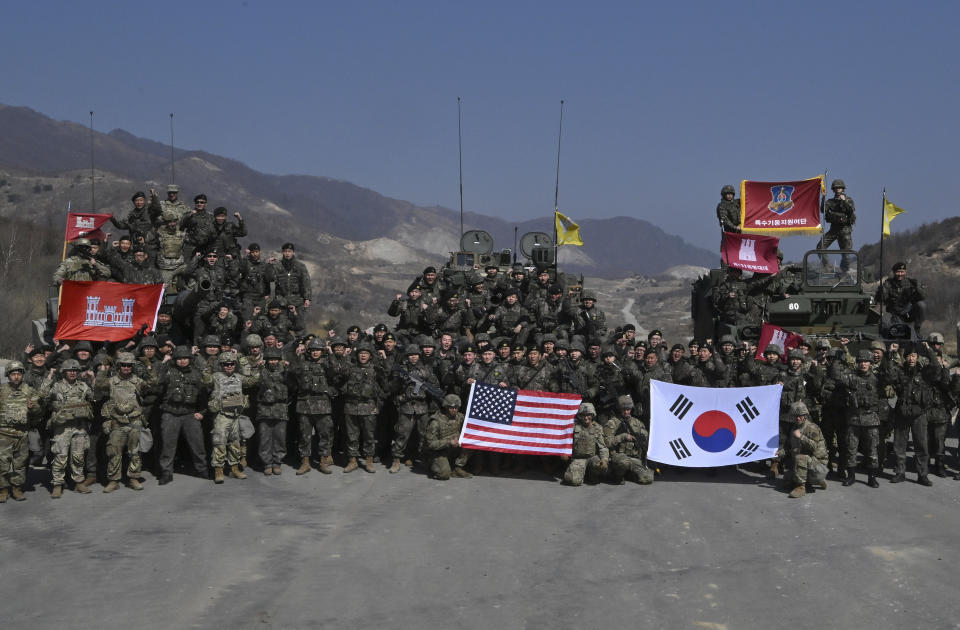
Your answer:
615,415 -> 648,466
559,356 -> 582,393
392,365 -> 445,402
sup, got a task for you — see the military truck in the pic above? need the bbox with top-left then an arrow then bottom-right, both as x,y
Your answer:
693,249 -> 916,349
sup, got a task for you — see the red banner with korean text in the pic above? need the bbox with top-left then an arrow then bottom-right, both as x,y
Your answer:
740,176 -> 824,236
55,280 -> 164,342
754,322 -> 804,363
65,212 -> 112,242
721,232 -> 780,274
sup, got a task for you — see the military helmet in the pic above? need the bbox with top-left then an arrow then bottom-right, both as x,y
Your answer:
763,344 -> 782,356
869,340 -> 886,351
617,395 -> 634,410
581,290 -> 597,301
162,210 -> 179,223
140,336 -> 158,348
466,272 -> 484,285
404,344 -> 421,355
721,184 -> 735,196
419,336 -> 436,348
601,345 -> 617,357
213,206 -> 228,216
569,341 -> 585,353
202,335 -> 221,347
219,351 -> 239,364
356,341 -> 375,354
307,338 -> 325,350
815,339 -> 832,350
831,178 -> 846,190
263,347 -> 283,360
442,394 -> 461,408
60,359 -> 81,372
787,349 -> 803,361
173,345 -> 194,359
578,402 -> 596,416
246,334 -> 263,348
927,332 -> 945,344
856,349 -> 873,363
329,336 -> 346,348
789,401 -> 809,417
167,184 -> 180,193
719,335 -> 736,346
115,352 -> 136,365
74,341 -> 93,353
6,361 -> 25,373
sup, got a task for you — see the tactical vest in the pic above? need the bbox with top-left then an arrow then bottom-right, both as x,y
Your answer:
103,376 -> 143,423
213,373 -> 245,413
50,381 -> 93,423
0,385 -> 34,430
157,229 -> 185,267
572,423 -> 599,458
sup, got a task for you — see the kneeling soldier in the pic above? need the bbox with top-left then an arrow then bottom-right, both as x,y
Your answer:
780,401 -> 828,498
561,402 -> 608,486
602,395 -> 654,485
422,394 -> 472,480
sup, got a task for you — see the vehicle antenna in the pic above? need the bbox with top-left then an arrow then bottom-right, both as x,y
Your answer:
553,100 -> 564,262
169,113 -> 176,184
89,111 -> 96,211
819,169 -> 828,249
458,97 -> 464,241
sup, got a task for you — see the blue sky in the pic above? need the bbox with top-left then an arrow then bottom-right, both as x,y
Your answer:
2,1 -> 958,259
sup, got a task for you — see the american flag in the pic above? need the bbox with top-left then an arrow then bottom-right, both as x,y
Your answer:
458,382 -> 580,456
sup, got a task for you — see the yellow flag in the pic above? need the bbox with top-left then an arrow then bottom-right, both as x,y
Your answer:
882,198 -> 906,238
555,211 -> 583,246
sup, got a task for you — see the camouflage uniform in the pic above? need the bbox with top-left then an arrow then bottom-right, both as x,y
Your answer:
269,255 -> 312,309
95,362 -> 155,486
0,374 -> 41,495
208,355 -> 259,474
255,353 -> 291,471
41,371 -> 94,487
602,402 -> 653,485
821,182 -> 856,270
52,254 -> 112,284
293,349 -> 337,472
784,415 -> 828,487
342,353 -> 385,464
563,404 -> 608,486
422,404 -> 472,480
155,349 -> 210,480
150,218 -> 188,290
885,349 -> 936,483
389,354 -> 439,466
833,355 -> 883,485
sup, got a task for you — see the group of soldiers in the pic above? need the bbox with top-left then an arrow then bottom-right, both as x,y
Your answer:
0,183 -> 955,504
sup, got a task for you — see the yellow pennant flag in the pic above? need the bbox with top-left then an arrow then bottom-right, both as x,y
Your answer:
882,198 -> 906,238
555,210 -> 583,246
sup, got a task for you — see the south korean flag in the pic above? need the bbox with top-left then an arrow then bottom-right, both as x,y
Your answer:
648,380 -> 781,467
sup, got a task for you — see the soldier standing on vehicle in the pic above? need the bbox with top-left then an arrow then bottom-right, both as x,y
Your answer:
268,243 -> 312,310
875,262 -> 927,334
821,179 -> 856,271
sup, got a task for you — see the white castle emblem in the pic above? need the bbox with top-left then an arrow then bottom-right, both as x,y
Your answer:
75,216 -> 95,229
84,296 -> 136,328
738,238 -> 757,262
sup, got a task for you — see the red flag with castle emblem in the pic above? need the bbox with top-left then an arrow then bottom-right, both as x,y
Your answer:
55,281 -> 165,342
740,176 -> 824,236
65,212 -> 112,242
755,322 -> 804,363
721,232 -> 780,273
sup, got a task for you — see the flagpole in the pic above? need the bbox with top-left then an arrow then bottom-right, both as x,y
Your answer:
819,169 -> 827,249
169,113 -> 176,184
879,188 -> 885,333
553,99 -> 564,263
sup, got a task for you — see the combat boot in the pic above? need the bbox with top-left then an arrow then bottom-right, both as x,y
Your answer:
343,457 -> 358,473
10,486 -> 26,501
318,456 -> 332,474
890,473 -> 906,483
229,465 -> 247,479
364,456 -> 376,473
816,479 -> 828,490
273,465 -> 282,475
102,481 -> 120,493
842,468 -> 856,486
0,487 -> 7,502
81,473 -> 97,488
240,455 -> 247,469
214,468 -> 225,484
389,460 -> 402,474
766,461 -> 779,479
867,470 -> 880,488
296,457 -> 311,475
74,482 -> 91,494
933,458 -> 947,478
452,466 -> 473,478
788,485 -> 806,498
51,485 -> 63,499
128,478 -> 143,491
918,475 -> 933,487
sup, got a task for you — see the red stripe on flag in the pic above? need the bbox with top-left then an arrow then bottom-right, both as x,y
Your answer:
513,410 -> 577,421
465,424 -> 573,439
461,433 -> 572,448
517,389 -> 581,401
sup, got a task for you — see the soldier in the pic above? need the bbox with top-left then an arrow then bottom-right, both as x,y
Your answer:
779,401 -> 829,498
237,244 -> 270,321
512,345 -> 556,393
210,207 -> 247,259
208,350 -> 258,483
530,284 -> 571,346
434,289 -> 472,340
293,338 -> 337,475
555,341 -> 598,403
602,396 -> 654,485
923,333 -> 952,478
560,402 -> 608,486
409,266 -> 444,304
40,360 -> 94,497
421,394 -> 473,480
149,184 -> 191,224
712,267 -> 749,341
821,178 -> 856,271
875,262 -> 927,334
668,343 -> 704,387
95,352 -> 155,493
482,263 -> 507,300
269,243 -> 312,309
885,344 -> 936,486
150,210 -> 188,292
110,191 -> 155,241
834,349 -> 885,488
388,285 -> 435,344
206,304 -> 240,347
250,300 -> 304,345
188,248 -> 235,344
488,288 -> 532,346
0,362 -> 42,502
716,184 -> 741,235
180,194 -> 217,259
777,349 -> 820,463
692,342 -> 727,387
342,342 -> 384,473
255,347 -> 291,475
113,245 -> 164,285
388,344 -> 440,473
155,346 -> 209,484
570,290 -> 607,342
52,238 -> 112,284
